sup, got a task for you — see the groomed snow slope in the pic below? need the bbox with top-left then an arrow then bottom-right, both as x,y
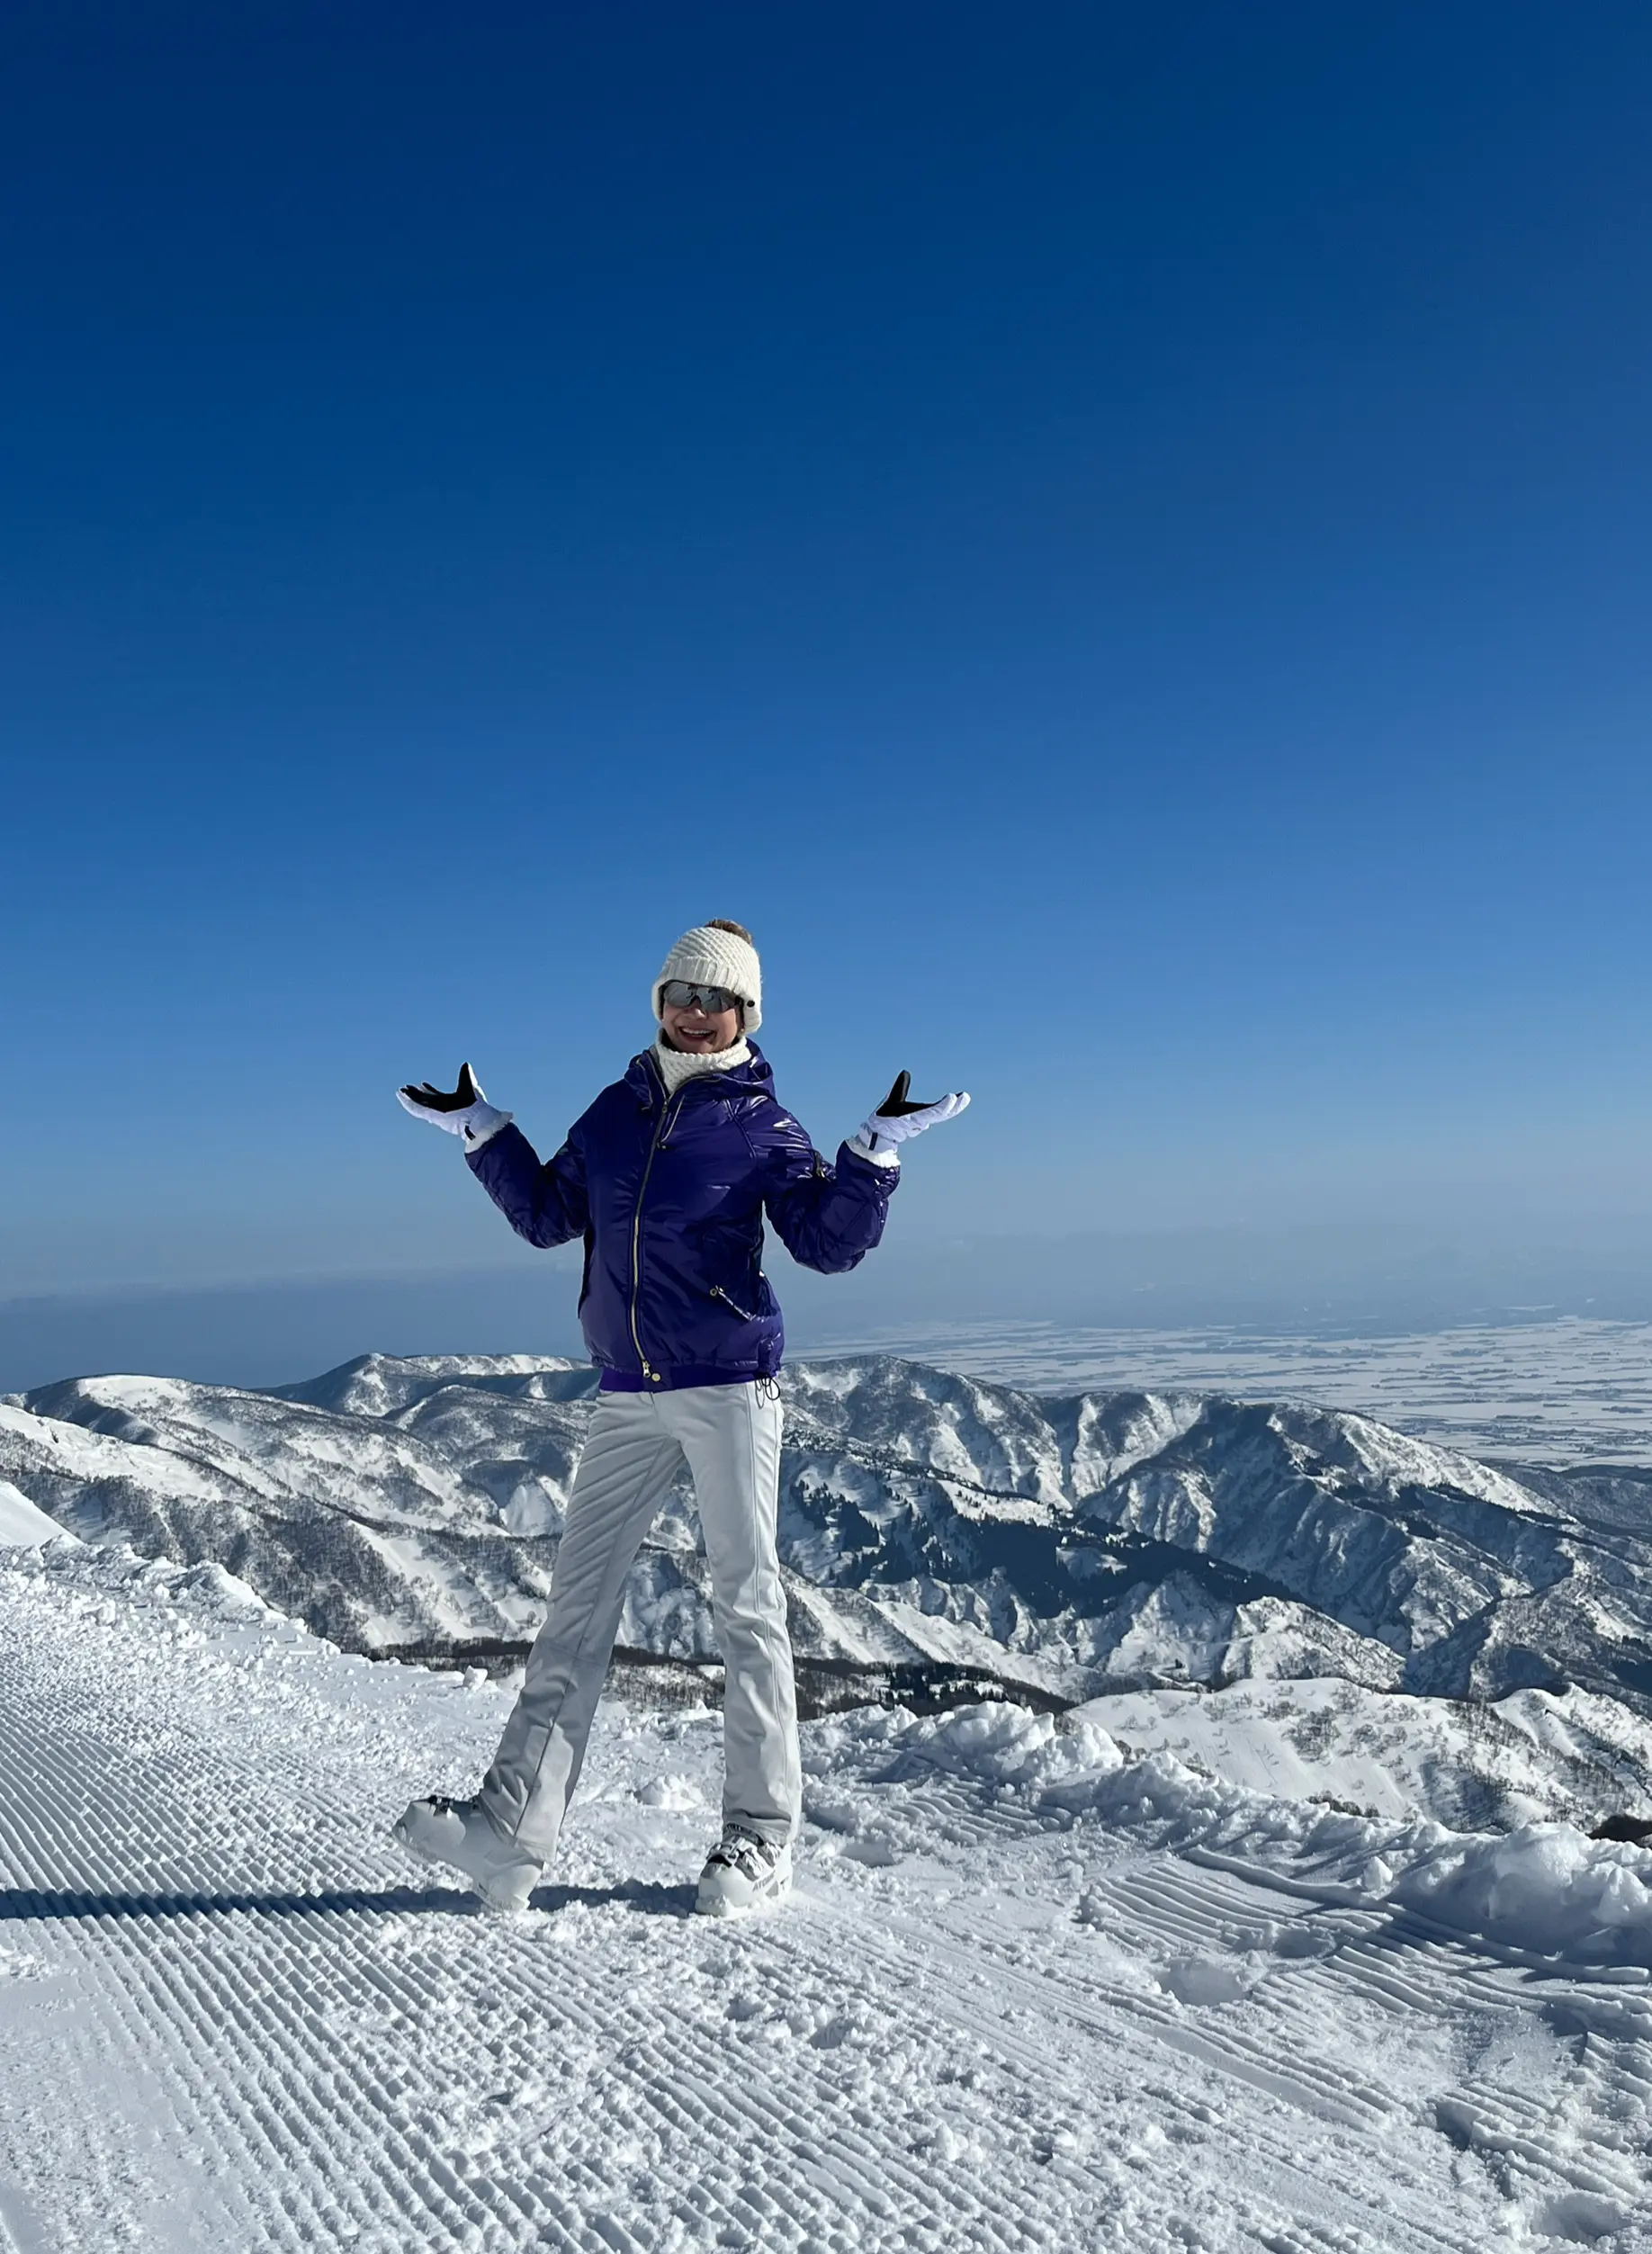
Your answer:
3,1542 -> 1650,2251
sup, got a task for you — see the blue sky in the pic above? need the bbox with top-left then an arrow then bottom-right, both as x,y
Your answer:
4,4 -> 1652,1369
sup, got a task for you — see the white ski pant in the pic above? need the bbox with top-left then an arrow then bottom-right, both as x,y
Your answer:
480,1380 -> 799,1860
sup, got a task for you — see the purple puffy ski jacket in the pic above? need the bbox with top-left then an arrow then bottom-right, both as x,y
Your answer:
467,1045 -> 896,1390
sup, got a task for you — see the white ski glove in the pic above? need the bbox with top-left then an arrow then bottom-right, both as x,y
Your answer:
853,1071 -> 971,1165
397,1062 -> 513,1151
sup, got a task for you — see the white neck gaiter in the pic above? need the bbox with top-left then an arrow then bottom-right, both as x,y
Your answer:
653,1033 -> 752,1096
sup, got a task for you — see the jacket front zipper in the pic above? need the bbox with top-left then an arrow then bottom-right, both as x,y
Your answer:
629,1075 -> 687,1383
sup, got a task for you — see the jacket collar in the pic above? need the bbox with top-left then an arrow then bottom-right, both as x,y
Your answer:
625,1042 -> 773,1105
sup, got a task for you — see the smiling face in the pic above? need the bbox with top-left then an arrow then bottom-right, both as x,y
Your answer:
660,997 -> 743,1054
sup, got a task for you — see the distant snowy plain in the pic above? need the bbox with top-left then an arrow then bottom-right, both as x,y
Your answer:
3,1322 -> 1652,2248
810,1316 -> 1652,1466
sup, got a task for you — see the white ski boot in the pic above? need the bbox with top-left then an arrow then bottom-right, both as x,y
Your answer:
695,1824 -> 793,1918
392,1794 -> 543,1913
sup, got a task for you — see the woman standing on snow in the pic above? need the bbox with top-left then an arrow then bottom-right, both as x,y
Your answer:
392,920 -> 968,1916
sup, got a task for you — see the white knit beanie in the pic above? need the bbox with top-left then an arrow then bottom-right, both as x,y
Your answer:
652,921 -> 763,1032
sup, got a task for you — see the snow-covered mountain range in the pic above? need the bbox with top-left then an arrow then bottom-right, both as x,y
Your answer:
5,1351 -> 1652,1831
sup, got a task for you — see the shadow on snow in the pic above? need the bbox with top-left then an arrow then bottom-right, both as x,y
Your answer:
0,1880 -> 696,1923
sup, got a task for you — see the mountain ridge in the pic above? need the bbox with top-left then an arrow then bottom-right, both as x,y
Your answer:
4,1351 -> 1648,1718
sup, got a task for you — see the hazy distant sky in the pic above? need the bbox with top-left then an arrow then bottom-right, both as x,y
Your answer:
5,3 -> 1652,1324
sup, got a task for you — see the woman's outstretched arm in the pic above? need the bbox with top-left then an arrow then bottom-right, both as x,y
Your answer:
468,1123 -> 590,1250
760,1110 -> 898,1274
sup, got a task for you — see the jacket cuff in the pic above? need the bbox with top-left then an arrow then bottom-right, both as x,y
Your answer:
462,1104 -> 513,1152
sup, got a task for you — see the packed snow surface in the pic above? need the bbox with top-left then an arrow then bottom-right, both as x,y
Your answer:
4,1540 -> 1652,2250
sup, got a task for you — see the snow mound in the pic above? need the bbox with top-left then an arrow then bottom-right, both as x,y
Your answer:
3,1533 -> 275,1623
817,1697 -> 1652,1974
1391,1824 -> 1652,1971
1075,1675 -> 1652,1831
0,1477 -> 76,1549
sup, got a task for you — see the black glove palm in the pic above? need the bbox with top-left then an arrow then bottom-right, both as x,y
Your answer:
875,1071 -> 943,1117
400,1062 -> 481,1114
859,1070 -> 972,1155
396,1061 -> 510,1145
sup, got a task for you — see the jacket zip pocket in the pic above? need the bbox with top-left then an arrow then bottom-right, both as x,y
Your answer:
711,1284 -> 759,1324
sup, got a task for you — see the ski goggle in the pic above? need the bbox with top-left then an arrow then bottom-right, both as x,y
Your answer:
660,980 -> 744,1015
